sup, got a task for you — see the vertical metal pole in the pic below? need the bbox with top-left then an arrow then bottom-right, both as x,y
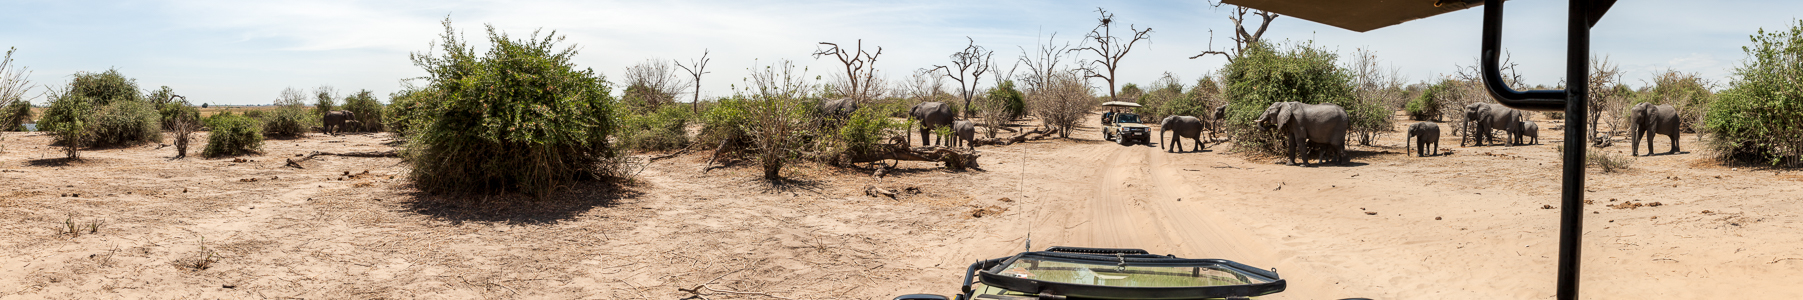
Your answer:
1558,0 -> 1590,299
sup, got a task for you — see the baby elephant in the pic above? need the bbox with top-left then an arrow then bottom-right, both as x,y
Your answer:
1515,120 -> 1539,145
951,120 -> 976,149
1407,122 -> 1441,157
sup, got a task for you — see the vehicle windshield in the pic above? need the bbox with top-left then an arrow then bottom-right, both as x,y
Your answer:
1114,113 -> 1140,123
995,256 -> 1267,288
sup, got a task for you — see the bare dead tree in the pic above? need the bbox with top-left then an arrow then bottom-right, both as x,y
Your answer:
675,49 -> 712,113
931,37 -> 994,118
623,59 -> 685,111
813,40 -> 885,102
1017,32 -> 1075,115
1069,7 -> 1152,102
1588,55 -> 1626,146
1190,2 -> 1278,63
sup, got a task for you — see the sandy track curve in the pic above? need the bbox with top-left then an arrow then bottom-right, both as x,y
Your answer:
1034,141 -> 1351,299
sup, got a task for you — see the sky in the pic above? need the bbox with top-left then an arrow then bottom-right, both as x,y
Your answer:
0,0 -> 1797,105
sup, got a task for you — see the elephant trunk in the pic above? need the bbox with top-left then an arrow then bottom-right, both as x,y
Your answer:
1630,117 -> 1640,156
1160,129 -> 1167,150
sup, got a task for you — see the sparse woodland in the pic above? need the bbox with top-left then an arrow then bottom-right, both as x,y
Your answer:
0,10 -> 1796,200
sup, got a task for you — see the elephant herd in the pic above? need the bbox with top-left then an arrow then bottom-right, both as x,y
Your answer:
1404,102 -> 1680,158
879,98 -> 1685,166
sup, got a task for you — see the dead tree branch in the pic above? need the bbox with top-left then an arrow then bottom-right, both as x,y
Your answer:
1070,7 -> 1152,102
813,40 -> 885,102
931,37 -> 994,119
675,49 -> 712,113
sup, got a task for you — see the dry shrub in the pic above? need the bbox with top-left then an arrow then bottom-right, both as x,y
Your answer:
1029,71 -> 1092,138
739,59 -> 816,180
1587,150 -> 1633,172
973,80 -> 1024,138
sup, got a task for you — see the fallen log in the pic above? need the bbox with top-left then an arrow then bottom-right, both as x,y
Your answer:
284,150 -> 400,168
848,143 -> 981,170
865,185 -> 896,198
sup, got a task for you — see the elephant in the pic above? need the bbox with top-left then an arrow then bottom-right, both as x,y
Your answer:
1208,105 -> 1228,141
323,110 -> 356,135
1406,121 -> 1441,157
343,120 -> 364,133
1254,102 -> 1350,165
1159,115 -> 1206,153
818,98 -> 859,125
1630,103 -> 1680,156
910,102 -> 956,147
1463,103 -> 1522,147
951,120 -> 976,149
1515,120 -> 1539,145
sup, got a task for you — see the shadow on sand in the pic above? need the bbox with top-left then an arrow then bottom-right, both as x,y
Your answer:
400,179 -> 644,225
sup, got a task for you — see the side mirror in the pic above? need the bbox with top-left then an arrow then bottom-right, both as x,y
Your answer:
893,294 -> 950,300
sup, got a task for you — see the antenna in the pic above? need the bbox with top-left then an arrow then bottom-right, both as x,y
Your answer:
1021,125 -> 1034,252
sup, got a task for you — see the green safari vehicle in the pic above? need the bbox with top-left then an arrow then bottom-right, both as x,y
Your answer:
894,246 -> 1287,300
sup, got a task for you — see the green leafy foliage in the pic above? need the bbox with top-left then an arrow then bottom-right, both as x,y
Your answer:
616,104 -> 692,152
340,89 -> 384,132
698,97 -> 748,148
1,99 -> 30,131
1706,20 -> 1803,166
384,87 -> 440,136
261,89 -> 315,139
39,70 -> 162,148
1406,80 -> 1452,121
202,113 -> 263,157
986,80 -> 1026,121
1138,74 -> 1211,123
1220,42 -> 1378,155
837,103 -> 903,159
404,20 -> 619,196
313,86 -> 338,118
67,69 -> 142,107
86,98 -> 162,147
40,92 -> 91,158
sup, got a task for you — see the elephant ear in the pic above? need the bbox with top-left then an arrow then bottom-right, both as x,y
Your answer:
1277,102 -> 1297,128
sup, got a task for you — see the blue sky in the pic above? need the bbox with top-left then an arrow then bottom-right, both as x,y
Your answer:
1,0 -> 1796,105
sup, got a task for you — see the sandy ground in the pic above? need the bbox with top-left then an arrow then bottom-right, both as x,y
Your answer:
3,112 -> 1803,299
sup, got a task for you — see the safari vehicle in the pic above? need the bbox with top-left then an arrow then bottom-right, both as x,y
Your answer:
1101,101 -> 1150,146
893,246 -> 1285,300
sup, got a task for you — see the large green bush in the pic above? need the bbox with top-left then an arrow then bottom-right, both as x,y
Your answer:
202,113 -> 263,157
38,69 -> 162,148
1706,20 -> 1803,166
341,89 -> 384,132
405,20 -> 619,196
616,104 -> 692,152
1220,42 -> 1378,154
86,98 -> 161,147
